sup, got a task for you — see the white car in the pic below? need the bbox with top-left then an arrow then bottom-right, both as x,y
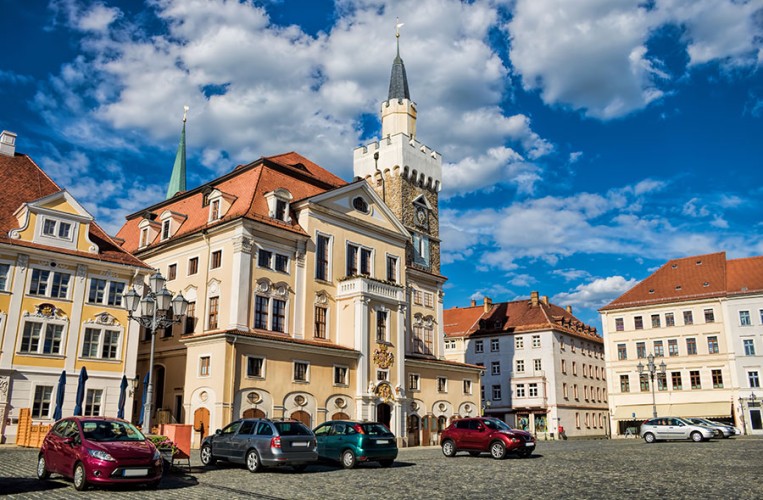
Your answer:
640,417 -> 715,443
687,418 -> 736,438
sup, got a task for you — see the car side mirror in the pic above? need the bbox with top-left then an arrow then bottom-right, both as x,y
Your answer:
215,429 -> 222,435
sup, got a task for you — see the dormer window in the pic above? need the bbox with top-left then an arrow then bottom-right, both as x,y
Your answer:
43,219 -> 72,240
158,210 -> 187,242
206,189 -> 236,223
162,220 -> 171,240
275,200 -> 287,220
139,228 -> 149,247
265,188 -> 293,223
210,199 -> 221,221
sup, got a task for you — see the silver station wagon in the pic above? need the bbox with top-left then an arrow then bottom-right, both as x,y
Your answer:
200,418 -> 318,472
640,417 -> 715,443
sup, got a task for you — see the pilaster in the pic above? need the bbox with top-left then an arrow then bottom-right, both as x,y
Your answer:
228,235 -> 253,331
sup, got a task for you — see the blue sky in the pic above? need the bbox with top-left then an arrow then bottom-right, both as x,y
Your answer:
1,0 -> 762,328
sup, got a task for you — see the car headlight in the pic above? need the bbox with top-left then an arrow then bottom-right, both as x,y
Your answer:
87,449 -> 116,462
153,449 -> 162,461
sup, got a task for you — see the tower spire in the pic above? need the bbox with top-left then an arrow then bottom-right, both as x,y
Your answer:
166,106 -> 188,199
388,19 -> 410,101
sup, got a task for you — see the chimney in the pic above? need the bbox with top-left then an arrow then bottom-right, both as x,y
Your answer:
541,295 -> 549,306
530,291 -> 539,307
566,305 -> 573,314
0,131 -> 17,157
470,299 -> 477,307
483,296 -> 492,312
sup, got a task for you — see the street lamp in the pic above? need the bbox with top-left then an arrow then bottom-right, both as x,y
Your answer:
637,353 -> 666,419
124,271 -> 188,433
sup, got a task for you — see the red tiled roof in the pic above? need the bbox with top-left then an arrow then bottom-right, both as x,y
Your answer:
0,153 -> 147,268
727,255 -> 763,295
444,298 -> 601,342
117,152 -> 347,252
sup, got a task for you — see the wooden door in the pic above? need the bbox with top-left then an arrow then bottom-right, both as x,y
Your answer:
407,415 -> 420,447
331,412 -> 350,420
291,410 -> 311,427
193,407 -> 210,442
243,408 -> 266,419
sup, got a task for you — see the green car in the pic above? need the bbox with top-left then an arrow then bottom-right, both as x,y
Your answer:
313,421 -> 397,469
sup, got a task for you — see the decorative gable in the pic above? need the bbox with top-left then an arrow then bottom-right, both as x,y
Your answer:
264,188 -> 293,223
207,188 -> 237,222
158,210 -> 188,242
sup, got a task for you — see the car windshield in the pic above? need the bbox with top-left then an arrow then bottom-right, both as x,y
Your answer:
483,419 -> 512,431
82,421 -> 145,442
274,422 -> 312,436
360,423 -> 393,436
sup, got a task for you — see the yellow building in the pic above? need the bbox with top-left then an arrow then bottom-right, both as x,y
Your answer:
0,130 -> 149,444
116,39 -> 481,448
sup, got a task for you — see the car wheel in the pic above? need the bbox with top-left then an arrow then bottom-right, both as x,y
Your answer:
36,455 -> 50,480
341,449 -> 357,469
469,451 -> 481,457
292,464 -> 308,472
643,432 -> 656,444
490,441 -> 507,460
441,440 -> 457,457
73,462 -> 88,491
379,459 -> 394,468
246,449 -> 262,473
200,444 -> 216,466
691,431 -> 704,442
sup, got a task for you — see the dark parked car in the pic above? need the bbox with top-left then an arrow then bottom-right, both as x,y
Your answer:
313,420 -> 397,469
200,418 -> 317,472
440,417 -> 536,459
37,417 -> 163,491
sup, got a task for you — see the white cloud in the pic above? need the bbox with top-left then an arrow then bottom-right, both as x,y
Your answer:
552,268 -> 592,282
553,276 -> 639,310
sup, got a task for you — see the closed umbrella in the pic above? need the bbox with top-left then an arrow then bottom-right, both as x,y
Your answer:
137,372 -> 149,426
52,371 -> 66,421
117,375 -> 128,419
73,366 -> 88,416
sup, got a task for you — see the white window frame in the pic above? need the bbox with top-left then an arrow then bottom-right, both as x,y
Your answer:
0,260 -> 12,291
516,359 -> 525,373
376,307 -> 389,343
346,240 -> 374,277
161,219 -> 172,241
333,365 -> 349,386
79,325 -> 123,361
31,384 -> 54,419
492,385 -> 502,400
409,373 -> 421,392
534,359 -> 542,371
84,388 -> 104,416
529,383 -> 539,398
210,249 -> 223,269
740,310 -> 752,326
532,335 -> 541,348
515,336 -> 524,349
516,383 -> 526,398
474,340 -> 484,353
436,376 -> 448,393
86,276 -> 127,307
246,356 -> 266,379
385,253 -> 399,283
28,267 -> 72,299
39,216 -> 75,244
491,361 -> 500,376
293,360 -> 310,383
376,368 -> 389,382
198,354 -> 212,378
463,379 -> 472,395
315,231 -> 333,282
490,338 -> 500,352
18,318 -> 67,356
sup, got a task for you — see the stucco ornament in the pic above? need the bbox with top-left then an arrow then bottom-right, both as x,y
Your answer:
375,383 -> 393,403
373,343 -> 394,369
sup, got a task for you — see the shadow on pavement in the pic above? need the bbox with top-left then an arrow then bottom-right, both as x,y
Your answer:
1,478 -> 69,494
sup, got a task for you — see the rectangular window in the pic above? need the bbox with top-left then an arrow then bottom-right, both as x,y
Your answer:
528,383 -> 538,397
258,250 -> 272,268
409,373 -> 420,391
386,255 -> 398,283
20,322 -> 63,355
683,310 -> 693,325
492,385 -> 502,400
617,343 -> 627,360
167,264 -> 177,281
665,312 -> 675,327
534,359 -> 542,371
463,380 -> 472,395
275,199 -> 287,220
208,297 -> 219,330
744,339 -> 756,356
199,356 -> 211,377
515,336 -> 524,349
81,328 -> 100,358
184,302 -> 196,335
378,371 -> 388,384
275,254 -> 289,273
474,340 -> 484,353
254,296 -> 269,330
573,362 -> 578,376
210,199 -> 220,220
690,370 -> 701,389
620,375 -> 630,392
491,361 -> 500,375
563,383 -> 568,398
672,371 -> 683,390
316,234 -> 330,281
346,244 -> 357,276
654,340 -> 664,357
532,335 -> 541,348
491,339 -> 500,352
0,263 -> 10,290
360,248 -> 372,275
704,308 -> 715,323
32,385 -> 53,418
101,330 -> 120,359
686,338 -> 697,355
574,384 -> 579,399
84,389 -> 103,416
640,374 -> 650,392
561,359 -> 566,374
651,314 -> 660,328
749,371 -> 760,388
247,356 -> 264,378
707,336 -> 719,354
211,250 -> 222,269
516,384 -> 526,397
615,318 -> 624,331
636,342 -> 646,359
162,220 -> 171,240
376,310 -> 387,342
740,310 -> 751,326
29,269 -> 71,298
634,316 -> 643,330
272,299 -> 286,333
668,339 -> 679,356
437,377 -> 447,393
88,278 -> 107,303
188,257 -> 199,275
516,360 -> 525,373
657,372 -> 667,391
334,366 -> 348,386
413,289 -> 423,305
424,292 -> 434,308
139,228 -> 149,247
712,369 -> 723,388
294,361 -> 309,382
87,278 -> 124,307
314,306 -> 327,339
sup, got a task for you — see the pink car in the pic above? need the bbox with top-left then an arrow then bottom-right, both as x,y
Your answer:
37,416 -> 163,491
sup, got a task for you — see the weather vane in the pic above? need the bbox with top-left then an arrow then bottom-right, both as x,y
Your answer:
182,105 -> 189,123
396,18 -> 404,38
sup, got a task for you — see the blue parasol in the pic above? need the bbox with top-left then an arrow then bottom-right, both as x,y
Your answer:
52,370 -> 66,421
73,366 -> 88,416
137,372 -> 149,426
117,375 -> 128,419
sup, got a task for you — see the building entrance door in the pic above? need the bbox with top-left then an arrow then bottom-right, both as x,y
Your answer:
291,410 -> 312,427
750,409 -> 762,431
376,403 -> 391,428
243,408 -> 266,419
193,407 -> 210,443
408,415 -> 420,446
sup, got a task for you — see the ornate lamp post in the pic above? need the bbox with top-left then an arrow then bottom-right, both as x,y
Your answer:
124,271 -> 188,433
637,353 -> 666,419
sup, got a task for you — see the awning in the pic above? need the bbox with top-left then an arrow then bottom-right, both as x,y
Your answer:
613,401 -> 731,420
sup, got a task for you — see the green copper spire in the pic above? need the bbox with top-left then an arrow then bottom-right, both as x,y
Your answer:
166,106 -> 188,199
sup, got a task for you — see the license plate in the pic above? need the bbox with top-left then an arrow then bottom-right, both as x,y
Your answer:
292,441 -> 309,447
123,468 -> 149,477
525,442 -> 534,447
376,440 -> 389,444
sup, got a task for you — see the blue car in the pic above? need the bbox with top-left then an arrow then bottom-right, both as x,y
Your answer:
313,421 -> 397,469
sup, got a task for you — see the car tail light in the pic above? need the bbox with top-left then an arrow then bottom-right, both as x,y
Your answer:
270,436 -> 281,449
353,424 -> 365,434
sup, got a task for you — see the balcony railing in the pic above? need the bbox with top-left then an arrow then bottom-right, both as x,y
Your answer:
337,275 -> 404,302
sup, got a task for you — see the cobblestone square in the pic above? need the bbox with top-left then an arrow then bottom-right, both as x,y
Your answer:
2,438 -> 762,499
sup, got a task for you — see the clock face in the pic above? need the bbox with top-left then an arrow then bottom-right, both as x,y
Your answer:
416,207 -> 426,224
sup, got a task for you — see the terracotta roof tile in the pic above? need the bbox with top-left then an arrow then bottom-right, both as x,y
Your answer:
727,256 -> 763,295
0,153 -> 147,268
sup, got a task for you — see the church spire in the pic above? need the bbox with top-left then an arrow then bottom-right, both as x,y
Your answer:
166,106 -> 188,200
388,20 -> 410,101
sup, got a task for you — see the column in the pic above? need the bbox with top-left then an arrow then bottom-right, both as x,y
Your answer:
228,234 -> 253,331
293,245 -> 306,339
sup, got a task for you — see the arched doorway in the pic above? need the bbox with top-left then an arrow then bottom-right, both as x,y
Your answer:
331,412 -> 350,420
376,403 -> 391,429
407,414 -> 420,446
291,410 -> 311,427
193,407 -> 210,443
243,408 -> 266,419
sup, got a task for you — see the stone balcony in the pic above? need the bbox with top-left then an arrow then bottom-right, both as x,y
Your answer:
336,275 -> 404,302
